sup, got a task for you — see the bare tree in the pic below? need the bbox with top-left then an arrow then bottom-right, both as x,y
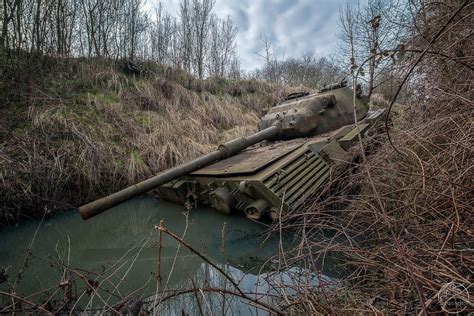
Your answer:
337,0 -> 410,98
178,0 -> 192,72
257,34 -> 280,84
150,2 -> 175,64
190,0 -> 215,79
338,2 -> 359,77
0,0 -> 16,48
208,14 -> 237,77
1,0 -> 240,79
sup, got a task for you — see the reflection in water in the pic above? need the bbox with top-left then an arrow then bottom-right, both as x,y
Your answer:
0,197 -> 338,314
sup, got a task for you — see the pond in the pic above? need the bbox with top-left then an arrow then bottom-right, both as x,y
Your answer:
0,197 -> 339,314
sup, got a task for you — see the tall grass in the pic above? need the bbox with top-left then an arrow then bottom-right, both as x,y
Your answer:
0,58 -> 291,224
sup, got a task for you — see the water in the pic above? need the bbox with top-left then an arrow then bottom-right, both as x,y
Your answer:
0,197 -> 338,314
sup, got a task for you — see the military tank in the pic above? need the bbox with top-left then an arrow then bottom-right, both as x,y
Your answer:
79,81 -> 385,221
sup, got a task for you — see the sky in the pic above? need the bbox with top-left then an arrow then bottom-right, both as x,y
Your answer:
145,0 -> 347,70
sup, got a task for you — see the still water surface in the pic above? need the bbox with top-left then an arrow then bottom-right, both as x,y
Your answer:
0,197 -> 337,314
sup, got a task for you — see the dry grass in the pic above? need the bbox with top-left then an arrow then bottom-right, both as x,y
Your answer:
268,1 -> 473,314
0,58 -> 290,224
277,100 -> 472,314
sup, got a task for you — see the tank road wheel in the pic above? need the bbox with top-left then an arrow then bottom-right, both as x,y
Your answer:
244,199 -> 270,220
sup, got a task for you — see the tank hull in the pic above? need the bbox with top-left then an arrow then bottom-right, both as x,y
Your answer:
155,109 -> 385,220
78,83 -> 383,221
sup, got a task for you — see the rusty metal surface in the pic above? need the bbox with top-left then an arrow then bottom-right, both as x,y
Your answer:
258,87 -> 369,141
78,125 -> 281,220
191,139 -> 306,176
79,83 -> 380,222
153,87 -> 380,220
262,148 -> 329,206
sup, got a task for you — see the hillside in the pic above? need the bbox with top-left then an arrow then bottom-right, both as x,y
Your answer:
0,56 -> 293,224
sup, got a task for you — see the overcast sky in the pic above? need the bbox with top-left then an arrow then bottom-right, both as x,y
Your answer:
145,0 -> 346,70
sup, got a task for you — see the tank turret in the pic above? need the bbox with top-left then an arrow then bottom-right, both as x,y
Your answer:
79,84 -> 384,221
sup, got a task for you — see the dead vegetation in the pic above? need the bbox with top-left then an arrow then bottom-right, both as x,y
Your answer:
268,0 -> 473,314
0,58 -> 290,225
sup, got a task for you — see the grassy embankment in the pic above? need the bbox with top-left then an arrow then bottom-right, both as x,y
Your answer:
0,55 -> 290,224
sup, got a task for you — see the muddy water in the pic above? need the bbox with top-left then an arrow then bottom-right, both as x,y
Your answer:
0,197 -> 338,314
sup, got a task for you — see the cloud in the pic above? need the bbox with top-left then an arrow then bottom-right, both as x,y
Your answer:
145,0 -> 346,70
212,0 -> 346,70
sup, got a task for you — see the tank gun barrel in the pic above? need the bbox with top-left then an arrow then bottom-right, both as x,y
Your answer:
79,86 -> 370,221
78,124 -> 281,220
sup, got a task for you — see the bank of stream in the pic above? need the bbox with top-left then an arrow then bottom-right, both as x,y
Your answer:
0,197 -> 341,314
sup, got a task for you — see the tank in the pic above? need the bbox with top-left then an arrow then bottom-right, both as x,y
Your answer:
79,81 -> 385,221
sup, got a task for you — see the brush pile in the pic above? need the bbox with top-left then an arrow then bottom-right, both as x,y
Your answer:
276,1 -> 473,313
